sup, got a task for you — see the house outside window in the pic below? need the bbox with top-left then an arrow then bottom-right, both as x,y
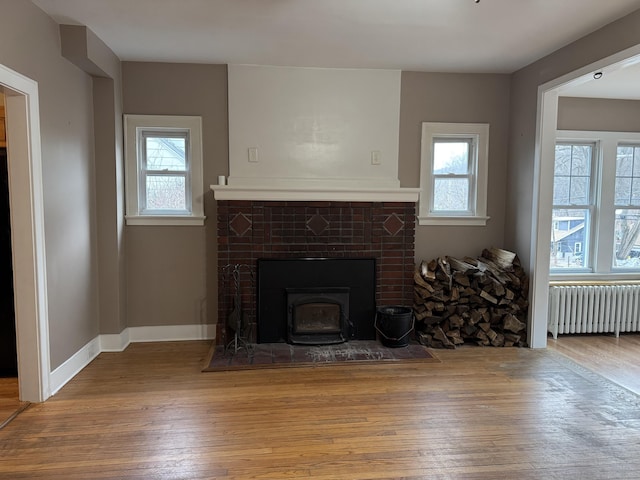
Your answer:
552,131 -> 640,275
418,122 -> 490,226
124,115 -> 205,226
550,142 -> 594,270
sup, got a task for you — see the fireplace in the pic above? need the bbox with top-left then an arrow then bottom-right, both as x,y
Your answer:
257,258 -> 375,343
215,200 -> 416,345
286,287 -> 350,344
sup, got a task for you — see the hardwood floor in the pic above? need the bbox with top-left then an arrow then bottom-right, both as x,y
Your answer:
0,377 -> 24,429
0,338 -> 639,479
548,333 -> 640,395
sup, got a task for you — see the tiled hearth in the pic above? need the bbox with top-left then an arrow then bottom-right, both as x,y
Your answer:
216,200 -> 416,345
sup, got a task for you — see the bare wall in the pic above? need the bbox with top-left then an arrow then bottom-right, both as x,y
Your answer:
0,0 -> 99,369
558,97 -> 640,132
399,71 -> 511,262
121,62 -> 228,328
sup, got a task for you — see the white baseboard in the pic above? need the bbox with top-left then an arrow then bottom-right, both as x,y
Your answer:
50,336 -> 101,395
128,324 -> 216,343
100,328 -> 132,352
50,324 -> 216,395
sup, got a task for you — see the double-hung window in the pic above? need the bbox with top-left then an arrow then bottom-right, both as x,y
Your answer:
124,115 -> 205,226
614,144 -> 640,268
551,143 -> 595,270
419,122 -> 489,226
551,131 -> 640,275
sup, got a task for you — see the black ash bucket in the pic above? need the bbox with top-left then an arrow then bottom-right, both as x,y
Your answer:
375,306 -> 414,348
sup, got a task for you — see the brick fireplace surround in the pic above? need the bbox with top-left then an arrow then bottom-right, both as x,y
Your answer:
216,200 -> 416,345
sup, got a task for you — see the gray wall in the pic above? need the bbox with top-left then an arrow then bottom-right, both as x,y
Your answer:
0,0 -> 99,369
558,97 -> 640,132
507,9 -> 640,270
399,72 -> 511,261
121,66 -> 512,328
121,62 -> 228,328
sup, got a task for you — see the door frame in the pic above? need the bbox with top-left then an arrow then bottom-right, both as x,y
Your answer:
0,64 -> 51,402
529,44 -> 640,348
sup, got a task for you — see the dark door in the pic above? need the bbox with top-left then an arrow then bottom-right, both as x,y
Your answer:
0,147 -> 17,377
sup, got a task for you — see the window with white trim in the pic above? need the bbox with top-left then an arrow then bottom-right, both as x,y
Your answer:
552,131 -> 640,275
550,142 -> 594,270
124,115 -> 205,226
614,144 -> 640,269
419,122 -> 490,226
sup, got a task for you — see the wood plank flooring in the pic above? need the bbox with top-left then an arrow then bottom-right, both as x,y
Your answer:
548,333 -> 640,395
0,377 -> 27,430
0,338 -> 639,479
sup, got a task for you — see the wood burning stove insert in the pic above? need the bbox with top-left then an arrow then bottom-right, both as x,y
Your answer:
257,258 -> 376,344
286,287 -> 350,345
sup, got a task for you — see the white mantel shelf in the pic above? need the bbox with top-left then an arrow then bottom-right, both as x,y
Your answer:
211,185 -> 420,203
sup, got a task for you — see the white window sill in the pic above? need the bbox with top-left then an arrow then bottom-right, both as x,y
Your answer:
550,273 -> 640,282
125,215 -> 206,226
417,215 -> 490,226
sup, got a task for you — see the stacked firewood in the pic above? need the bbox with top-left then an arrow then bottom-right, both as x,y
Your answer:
413,248 -> 529,348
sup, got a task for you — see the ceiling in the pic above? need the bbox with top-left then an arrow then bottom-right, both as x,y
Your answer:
30,0 -> 640,98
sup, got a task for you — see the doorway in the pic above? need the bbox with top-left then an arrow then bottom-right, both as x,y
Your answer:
0,130 -> 17,377
530,46 -> 640,348
0,64 -> 51,403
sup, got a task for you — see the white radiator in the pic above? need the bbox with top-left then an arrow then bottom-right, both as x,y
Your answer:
548,284 -> 640,339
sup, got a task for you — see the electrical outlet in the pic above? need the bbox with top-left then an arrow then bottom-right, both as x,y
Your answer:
248,147 -> 259,163
371,150 -> 381,165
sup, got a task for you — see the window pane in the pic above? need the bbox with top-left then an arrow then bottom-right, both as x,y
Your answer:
433,141 -> 469,174
553,144 -> 592,206
570,146 -> 591,176
145,175 -> 186,211
616,145 -> 640,206
613,209 -> 640,269
145,136 -> 186,171
617,146 -> 633,176
569,177 -> 589,204
433,178 -> 469,211
633,179 -> 640,206
550,209 -> 588,269
615,177 -> 632,205
554,145 -> 572,175
553,176 -> 570,205
634,147 -> 640,177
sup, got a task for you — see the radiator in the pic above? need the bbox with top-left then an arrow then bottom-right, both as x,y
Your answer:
548,284 -> 640,339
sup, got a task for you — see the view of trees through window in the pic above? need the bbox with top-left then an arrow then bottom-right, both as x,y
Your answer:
432,140 -> 471,212
551,141 -> 640,271
551,144 -> 592,269
143,136 -> 188,212
614,145 -> 640,267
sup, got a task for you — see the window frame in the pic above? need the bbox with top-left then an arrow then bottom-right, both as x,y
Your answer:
124,115 -> 205,226
550,141 -> 597,273
552,130 -> 640,279
613,143 -> 640,270
418,122 -> 490,226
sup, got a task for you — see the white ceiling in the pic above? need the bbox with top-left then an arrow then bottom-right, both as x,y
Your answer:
31,0 -> 640,73
30,0 -> 640,100
558,60 -> 640,100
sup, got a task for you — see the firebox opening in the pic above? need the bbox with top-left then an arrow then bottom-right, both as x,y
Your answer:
257,257 -> 376,344
287,288 -> 350,345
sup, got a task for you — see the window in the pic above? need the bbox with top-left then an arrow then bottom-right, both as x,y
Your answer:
614,145 -> 640,268
551,131 -> 640,275
419,122 -> 489,226
550,143 -> 594,270
124,115 -> 205,226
